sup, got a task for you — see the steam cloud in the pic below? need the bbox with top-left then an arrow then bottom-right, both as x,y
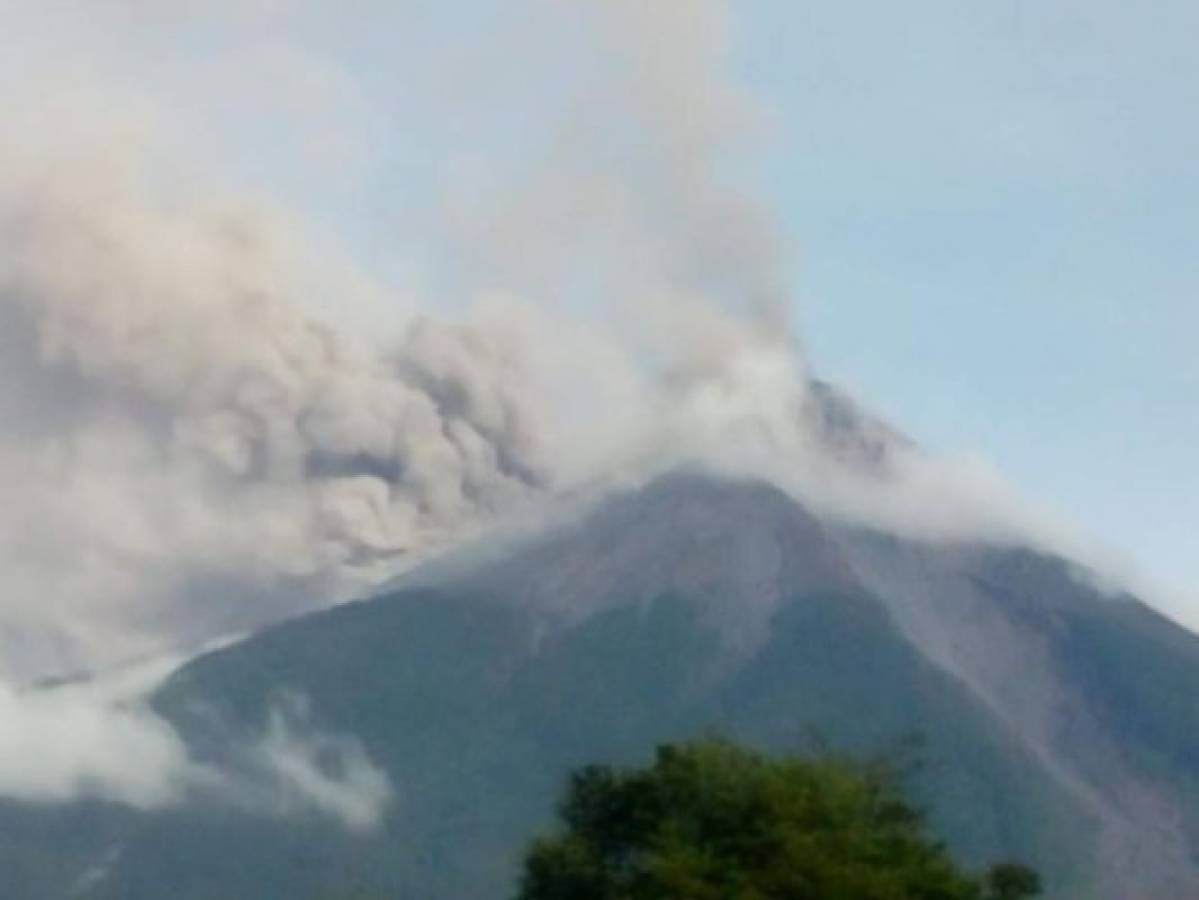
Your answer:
0,660 -> 390,830
0,659 -> 199,807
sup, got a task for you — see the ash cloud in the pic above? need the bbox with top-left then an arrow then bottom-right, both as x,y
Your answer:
0,150 -> 550,676
0,0 -> 802,679
0,0 -> 1145,811
0,0 -> 815,810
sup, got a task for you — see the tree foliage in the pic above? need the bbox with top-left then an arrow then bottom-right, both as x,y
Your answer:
516,739 -> 1040,900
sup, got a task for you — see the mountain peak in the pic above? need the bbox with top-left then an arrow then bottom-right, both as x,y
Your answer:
402,469 -> 856,654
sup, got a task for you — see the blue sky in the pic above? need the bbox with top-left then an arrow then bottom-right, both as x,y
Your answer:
733,0 -> 1198,620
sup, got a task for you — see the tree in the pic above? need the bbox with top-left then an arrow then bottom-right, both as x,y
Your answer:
984,863 -> 1042,900
516,738 -> 1040,900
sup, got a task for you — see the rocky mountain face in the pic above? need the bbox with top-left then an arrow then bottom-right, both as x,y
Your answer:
1,470 -> 1197,898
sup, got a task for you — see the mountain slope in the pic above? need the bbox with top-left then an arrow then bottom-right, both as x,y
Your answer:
1,471 -> 1196,898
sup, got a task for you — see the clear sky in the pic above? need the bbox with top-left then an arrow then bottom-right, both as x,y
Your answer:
732,0 -> 1198,624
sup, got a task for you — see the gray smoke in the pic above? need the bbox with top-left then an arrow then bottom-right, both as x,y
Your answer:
0,0 -> 814,679
0,149 -> 554,675
0,0 -> 1149,814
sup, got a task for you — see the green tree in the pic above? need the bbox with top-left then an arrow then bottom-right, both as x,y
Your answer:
516,738 -> 1040,900
984,863 -> 1042,900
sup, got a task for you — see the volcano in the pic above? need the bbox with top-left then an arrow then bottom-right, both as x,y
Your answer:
3,441 -> 1198,898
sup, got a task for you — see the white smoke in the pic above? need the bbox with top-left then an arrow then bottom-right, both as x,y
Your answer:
0,657 -> 204,807
243,692 -> 393,831
0,659 -> 391,829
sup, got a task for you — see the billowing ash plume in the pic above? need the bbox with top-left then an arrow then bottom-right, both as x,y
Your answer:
0,0 -> 815,679
0,150 -> 558,675
0,0 -> 1117,815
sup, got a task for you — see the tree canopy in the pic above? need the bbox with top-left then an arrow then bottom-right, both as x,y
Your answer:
516,738 -> 1040,900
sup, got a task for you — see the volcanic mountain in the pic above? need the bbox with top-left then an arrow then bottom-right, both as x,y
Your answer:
1,394 -> 1197,899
